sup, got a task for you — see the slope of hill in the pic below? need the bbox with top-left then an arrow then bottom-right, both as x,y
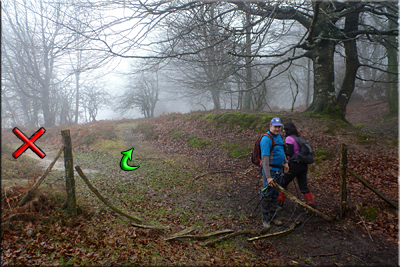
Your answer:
1,110 -> 398,266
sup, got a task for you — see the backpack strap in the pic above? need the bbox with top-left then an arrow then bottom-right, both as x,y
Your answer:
265,132 -> 284,169
264,132 -> 275,153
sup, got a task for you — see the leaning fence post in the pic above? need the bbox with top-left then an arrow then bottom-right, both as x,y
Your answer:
61,129 -> 77,216
340,143 -> 348,219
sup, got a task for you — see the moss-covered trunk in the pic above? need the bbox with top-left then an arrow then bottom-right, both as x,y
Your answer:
306,39 -> 338,116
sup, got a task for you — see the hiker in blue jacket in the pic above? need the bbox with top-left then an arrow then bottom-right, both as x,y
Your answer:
260,117 -> 289,228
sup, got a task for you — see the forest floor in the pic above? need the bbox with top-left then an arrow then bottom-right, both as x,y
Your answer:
1,100 -> 398,266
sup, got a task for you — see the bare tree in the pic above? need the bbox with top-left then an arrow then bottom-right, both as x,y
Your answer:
1,0 -> 73,127
81,84 -> 110,122
116,67 -> 160,118
42,1 -> 398,118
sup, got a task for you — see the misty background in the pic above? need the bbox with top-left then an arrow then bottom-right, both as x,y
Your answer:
1,1 -> 398,128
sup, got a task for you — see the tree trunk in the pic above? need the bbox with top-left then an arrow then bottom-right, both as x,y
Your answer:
243,8 -> 252,110
387,7 -> 398,117
74,71 -> 80,124
306,39 -> 337,115
42,90 -> 55,127
306,58 -> 312,108
336,9 -> 360,119
211,86 -> 221,110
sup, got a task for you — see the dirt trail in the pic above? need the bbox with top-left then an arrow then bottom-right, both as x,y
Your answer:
21,147 -> 99,174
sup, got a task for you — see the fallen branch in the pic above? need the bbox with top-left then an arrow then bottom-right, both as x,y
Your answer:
356,205 -> 373,241
165,229 -> 234,241
274,183 -> 333,221
130,222 -> 169,231
18,146 -> 64,207
4,189 -> 12,210
204,228 -> 270,247
76,165 -> 167,231
347,168 -> 398,209
247,221 -> 300,241
168,226 -> 197,239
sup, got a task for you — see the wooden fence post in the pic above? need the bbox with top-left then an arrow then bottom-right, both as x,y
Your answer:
61,129 -> 77,216
340,143 -> 348,219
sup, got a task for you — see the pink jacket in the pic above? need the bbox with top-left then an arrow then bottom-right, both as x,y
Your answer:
285,135 -> 300,160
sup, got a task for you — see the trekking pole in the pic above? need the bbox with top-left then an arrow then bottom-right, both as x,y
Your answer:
251,171 -> 281,213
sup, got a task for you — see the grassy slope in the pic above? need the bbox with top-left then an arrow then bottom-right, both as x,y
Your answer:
1,111 -> 398,266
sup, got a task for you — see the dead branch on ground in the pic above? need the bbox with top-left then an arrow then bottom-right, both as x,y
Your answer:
75,165 -> 168,231
204,228 -> 270,247
18,146 -> 64,207
165,229 -> 234,241
274,183 -> 333,221
247,221 -> 300,241
347,168 -> 398,209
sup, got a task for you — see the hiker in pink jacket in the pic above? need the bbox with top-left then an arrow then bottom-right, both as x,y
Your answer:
278,121 -> 315,206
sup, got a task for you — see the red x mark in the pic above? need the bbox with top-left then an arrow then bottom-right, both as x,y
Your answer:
13,127 -> 46,159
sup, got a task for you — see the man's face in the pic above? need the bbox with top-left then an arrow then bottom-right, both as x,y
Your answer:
270,125 -> 282,135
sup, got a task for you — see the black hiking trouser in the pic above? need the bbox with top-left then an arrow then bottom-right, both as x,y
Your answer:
281,161 -> 310,194
260,167 -> 282,222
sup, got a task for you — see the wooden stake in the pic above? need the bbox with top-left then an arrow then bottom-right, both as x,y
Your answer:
340,143 -> 348,219
61,129 -> 77,216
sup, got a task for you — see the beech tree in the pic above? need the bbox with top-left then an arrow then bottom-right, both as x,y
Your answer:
56,1 -> 400,117
1,0 -> 72,127
116,67 -> 160,118
233,1 -> 398,117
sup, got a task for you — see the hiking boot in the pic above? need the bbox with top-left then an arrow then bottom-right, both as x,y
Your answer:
304,192 -> 315,206
271,218 -> 283,226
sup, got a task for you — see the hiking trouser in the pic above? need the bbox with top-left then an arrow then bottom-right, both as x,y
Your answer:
281,161 -> 310,194
260,167 -> 282,222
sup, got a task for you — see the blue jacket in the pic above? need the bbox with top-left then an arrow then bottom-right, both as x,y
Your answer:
260,131 -> 285,171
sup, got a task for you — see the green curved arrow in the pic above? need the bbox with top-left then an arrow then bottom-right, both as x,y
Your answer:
120,148 -> 140,171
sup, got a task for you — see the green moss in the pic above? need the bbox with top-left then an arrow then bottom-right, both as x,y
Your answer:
355,133 -> 374,145
186,136 -> 212,149
230,148 -> 250,159
355,123 -> 367,129
324,123 -> 343,136
92,139 -> 125,152
363,206 -> 379,221
314,149 -> 334,164
187,113 -> 204,121
315,149 -> 326,157
170,130 -> 183,141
